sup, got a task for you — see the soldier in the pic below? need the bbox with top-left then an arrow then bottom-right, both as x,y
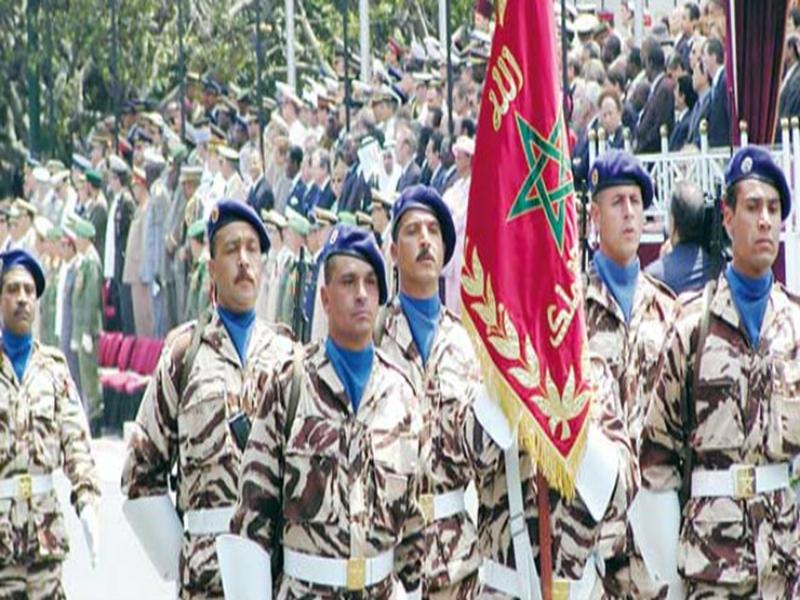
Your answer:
0,249 -> 100,598
375,184 -> 482,598
184,219 -> 211,322
82,169 -> 108,265
220,225 -> 425,599
640,146 -> 800,598
255,209 -> 292,324
583,150 -> 676,598
303,207 -> 337,342
218,146 -> 247,203
67,215 -> 104,428
103,155 -> 136,333
275,209 -> 311,330
121,200 -> 292,599
38,226 -> 62,347
468,355 -> 635,599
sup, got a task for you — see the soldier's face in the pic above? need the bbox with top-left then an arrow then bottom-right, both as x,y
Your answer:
591,184 -> 644,266
724,180 -> 781,278
208,221 -> 263,313
392,209 -> 444,297
321,255 -> 379,350
0,268 -> 36,335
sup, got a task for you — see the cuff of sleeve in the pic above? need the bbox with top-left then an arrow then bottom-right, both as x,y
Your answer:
575,425 -> 619,522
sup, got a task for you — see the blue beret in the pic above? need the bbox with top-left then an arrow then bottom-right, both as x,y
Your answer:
589,150 -> 654,209
323,225 -> 388,304
0,249 -> 45,298
725,146 -> 792,221
391,184 -> 457,265
207,200 -> 270,254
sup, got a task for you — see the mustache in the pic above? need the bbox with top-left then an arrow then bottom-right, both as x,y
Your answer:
416,248 -> 434,261
234,268 -> 255,284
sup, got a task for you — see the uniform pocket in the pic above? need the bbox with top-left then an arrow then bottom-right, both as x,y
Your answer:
178,379 -> 231,470
691,381 -> 746,452
29,392 -> 59,468
0,499 -> 13,565
283,416 -> 341,525
769,358 -> 800,456
678,497 -> 755,585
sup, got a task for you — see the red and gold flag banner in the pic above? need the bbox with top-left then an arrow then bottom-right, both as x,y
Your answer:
461,0 -> 592,497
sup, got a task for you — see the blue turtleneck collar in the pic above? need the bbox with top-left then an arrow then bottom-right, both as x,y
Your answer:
217,305 -> 256,365
3,329 -> 33,382
724,264 -> 772,347
325,337 -> 374,413
593,250 -> 640,324
399,292 -> 441,365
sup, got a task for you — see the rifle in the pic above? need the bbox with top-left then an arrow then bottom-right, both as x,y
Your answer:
679,185 -> 724,507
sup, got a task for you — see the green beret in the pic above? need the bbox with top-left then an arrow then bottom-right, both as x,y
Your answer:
187,219 -> 206,240
286,208 -> 311,236
66,215 -> 96,240
86,169 -> 103,189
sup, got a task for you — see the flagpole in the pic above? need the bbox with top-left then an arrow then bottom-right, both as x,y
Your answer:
537,472 -> 553,600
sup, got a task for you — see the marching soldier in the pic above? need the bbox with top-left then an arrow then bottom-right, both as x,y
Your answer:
640,146 -> 800,597
121,201 -> 293,599
375,184 -> 482,598
220,225 -> 425,599
67,215 -> 104,428
584,150 -> 676,598
0,249 -> 100,598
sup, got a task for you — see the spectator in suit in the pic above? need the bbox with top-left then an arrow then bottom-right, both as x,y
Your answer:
608,67 -> 638,134
670,75 -> 698,150
635,38 -> 675,153
675,3 -> 700,70
246,153 -> 275,215
597,88 -> 626,150
687,52 -> 711,146
395,127 -> 421,192
424,132 -> 457,196
337,136 -> 372,214
306,148 -> 336,211
283,145 -> 306,214
646,180 -> 714,294
778,34 -> 800,124
702,37 -> 730,147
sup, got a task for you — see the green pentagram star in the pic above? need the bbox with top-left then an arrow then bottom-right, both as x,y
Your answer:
507,110 -> 574,252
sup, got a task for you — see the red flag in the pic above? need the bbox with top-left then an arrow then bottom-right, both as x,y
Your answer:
461,0 -> 591,496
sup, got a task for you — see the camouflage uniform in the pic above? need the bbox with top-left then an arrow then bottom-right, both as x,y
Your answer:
184,252 -> 211,323
642,275 -> 800,598
585,265 -> 675,599
468,355 -> 635,598
0,342 -> 100,599
121,313 -> 292,599
230,341 -> 426,598
376,298 -> 481,599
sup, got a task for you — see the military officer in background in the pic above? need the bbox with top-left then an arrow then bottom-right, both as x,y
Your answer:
67,215 -> 104,430
184,218 -> 211,322
0,249 -> 100,598
583,150 -> 676,599
121,200 -> 293,599
640,146 -> 800,598
375,184 -> 481,598
220,225 -> 425,599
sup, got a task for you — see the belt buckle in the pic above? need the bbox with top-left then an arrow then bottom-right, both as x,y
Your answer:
346,557 -> 366,591
420,493 -> 434,523
732,465 -> 755,499
17,474 -> 32,500
553,578 -> 570,600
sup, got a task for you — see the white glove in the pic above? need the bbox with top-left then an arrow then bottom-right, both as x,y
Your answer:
81,333 -> 93,354
80,504 -> 100,568
70,339 -> 79,352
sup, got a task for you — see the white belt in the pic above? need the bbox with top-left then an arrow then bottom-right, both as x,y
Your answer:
479,557 -> 598,600
283,547 -> 394,591
420,488 -> 466,523
0,473 -> 54,500
691,463 -> 790,499
184,506 -> 235,535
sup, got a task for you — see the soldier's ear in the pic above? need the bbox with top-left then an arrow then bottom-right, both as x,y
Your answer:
390,241 -> 398,262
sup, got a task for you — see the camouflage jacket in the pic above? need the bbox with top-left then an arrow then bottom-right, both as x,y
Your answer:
585,264 -> 675,596
230,341 -> 426,598
465,355 -> 634,592
375,297 -> 481,592
641,274 -> 800,587
0,342 -> 100,566
121,313 -> 292,597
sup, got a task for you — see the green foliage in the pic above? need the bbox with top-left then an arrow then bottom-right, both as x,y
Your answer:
0,0 -> 473,195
